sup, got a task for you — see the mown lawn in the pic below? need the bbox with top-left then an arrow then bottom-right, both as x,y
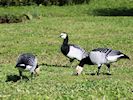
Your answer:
0,1 -> 133,99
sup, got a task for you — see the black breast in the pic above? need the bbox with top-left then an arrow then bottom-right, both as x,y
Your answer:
79,55 -> 94,67
61,44 -> 69,56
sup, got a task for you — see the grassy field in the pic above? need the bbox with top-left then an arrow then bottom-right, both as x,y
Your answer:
0,0 -> 133,99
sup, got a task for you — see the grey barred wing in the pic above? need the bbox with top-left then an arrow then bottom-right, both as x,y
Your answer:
92,48 -> 111,53
17,53 -> 36,66
92,48 -> 123,56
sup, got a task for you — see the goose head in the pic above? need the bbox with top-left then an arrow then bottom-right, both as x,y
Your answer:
60,32 -> 68,39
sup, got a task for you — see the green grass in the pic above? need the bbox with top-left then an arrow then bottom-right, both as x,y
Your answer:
0,0 -> 133,99
0,0 -> 132,17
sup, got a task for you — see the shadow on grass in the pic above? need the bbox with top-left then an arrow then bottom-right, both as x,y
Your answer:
102,73 -> 112,76
5,75 -> 29,82
85,72 -> 112,76
39,63 -> 71,68
93,7 -> 133,16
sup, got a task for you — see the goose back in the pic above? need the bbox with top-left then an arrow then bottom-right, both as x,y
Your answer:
16,53 -> 37,72
90,48 -> 127,64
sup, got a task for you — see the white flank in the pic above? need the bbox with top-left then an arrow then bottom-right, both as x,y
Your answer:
67,46 -> 84,61
76,65 -> 83,75
107,54 -> 124,63
90,51 -> 107,65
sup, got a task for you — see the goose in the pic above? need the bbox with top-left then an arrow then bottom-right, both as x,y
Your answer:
76,48 -> 130,75
15,53 -> 39,79
60,32 -> 88,64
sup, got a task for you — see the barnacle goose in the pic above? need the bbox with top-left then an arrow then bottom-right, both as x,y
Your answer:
76,48 -> 130,75
15,53 -> 39,79
60,32 -> 88,64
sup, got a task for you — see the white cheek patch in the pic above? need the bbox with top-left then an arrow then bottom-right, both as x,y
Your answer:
60,33 -> 67,39
76,65 -> 83,75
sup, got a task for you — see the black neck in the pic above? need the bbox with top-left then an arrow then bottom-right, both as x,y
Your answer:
63,36 -> 68,45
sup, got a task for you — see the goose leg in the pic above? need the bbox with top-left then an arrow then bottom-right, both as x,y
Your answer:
69,58 -> 74,63
68,59 -> 74,67
106,64 -> 111,75
19,70 -> 22,80
31,72 -> 34,79
35,66 -> 40,76
97,64 -> 102,75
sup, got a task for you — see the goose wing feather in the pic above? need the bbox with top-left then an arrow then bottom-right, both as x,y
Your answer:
70,44 -> 85,52
92,48 -> 122,56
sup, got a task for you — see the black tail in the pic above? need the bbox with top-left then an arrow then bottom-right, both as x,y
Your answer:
120,54 -> 130,60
